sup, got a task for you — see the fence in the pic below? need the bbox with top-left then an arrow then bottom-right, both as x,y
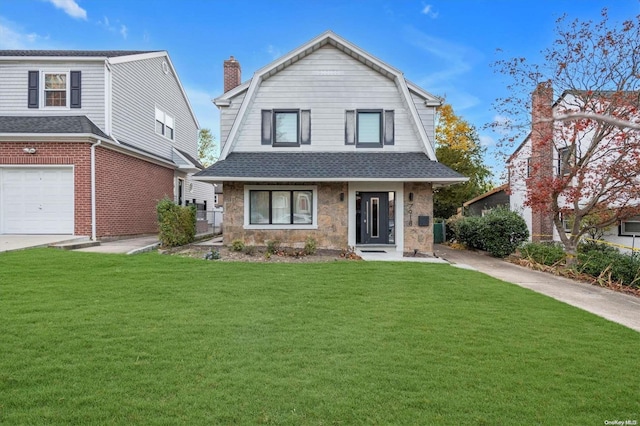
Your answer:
185,199 -> 223,235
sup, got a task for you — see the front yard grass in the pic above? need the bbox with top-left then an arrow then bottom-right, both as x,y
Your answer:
1,249 -> 638,424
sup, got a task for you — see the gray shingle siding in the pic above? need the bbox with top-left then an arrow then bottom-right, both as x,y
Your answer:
195,152 -> 465,180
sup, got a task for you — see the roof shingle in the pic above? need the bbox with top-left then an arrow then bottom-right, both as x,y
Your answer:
0,115 -> 110,139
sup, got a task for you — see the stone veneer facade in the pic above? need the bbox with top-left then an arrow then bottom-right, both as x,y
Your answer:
403,182 -> 434,254
223,180 -> 435,254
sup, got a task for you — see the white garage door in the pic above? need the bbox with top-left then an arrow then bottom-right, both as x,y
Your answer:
1,167 -> 74,234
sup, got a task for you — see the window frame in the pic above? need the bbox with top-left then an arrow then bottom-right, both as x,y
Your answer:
41,71 -> 70,109
356,109 -> 383,147
620,216 -> 640,237
244,185 -> 318,230
558,146 -> 572,176
155,107 -> 175,141
272,110 -> 300,147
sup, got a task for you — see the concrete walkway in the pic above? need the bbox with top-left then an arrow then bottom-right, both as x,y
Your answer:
75,236 -> 160,255
434,244 -> 640,333
0,235 -> 85,252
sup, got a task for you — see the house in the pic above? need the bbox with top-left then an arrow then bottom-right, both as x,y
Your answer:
0,50 -> 214,239
508,83 -> 640,252
194,31 -> 467,254
461,184 -> 509,216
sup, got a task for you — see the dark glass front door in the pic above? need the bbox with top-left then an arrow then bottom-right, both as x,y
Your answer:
358,192 -> 389,244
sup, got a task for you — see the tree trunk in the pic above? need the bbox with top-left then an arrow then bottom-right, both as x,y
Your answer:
564,243 -> 579,267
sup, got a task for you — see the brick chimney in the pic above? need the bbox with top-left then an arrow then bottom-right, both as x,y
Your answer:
530,81 -> 555,242
223,56 -> 241,93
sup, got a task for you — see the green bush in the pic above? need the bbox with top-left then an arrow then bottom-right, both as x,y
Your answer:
266,240 -> 281,255
231,239 -> 245,252
452,216 -> 486,250
481,208 -> 529,258
521,242 -> 566,266
452,208 -> 528,258
304,236 -> 317,255
577,247 -> 640,288
157,198 -> 196,248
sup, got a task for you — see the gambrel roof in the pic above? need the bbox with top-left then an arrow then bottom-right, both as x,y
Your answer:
214,30 -> 442,160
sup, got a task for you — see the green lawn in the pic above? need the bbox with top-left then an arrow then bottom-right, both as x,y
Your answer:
1,249 -> 638,425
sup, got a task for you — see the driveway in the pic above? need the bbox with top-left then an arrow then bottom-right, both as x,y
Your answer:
434,244 -> 640,333
0,235 -> 82,253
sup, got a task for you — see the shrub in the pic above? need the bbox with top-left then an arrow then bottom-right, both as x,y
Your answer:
266,240 -> 281,255
577,247 -> 640,287
157,198 -> 196,248
452,216 -> 486,250
521,242 -> 566,266
481,208 -> 529,258
231,239 -> 245,252
304,236 -> 317,255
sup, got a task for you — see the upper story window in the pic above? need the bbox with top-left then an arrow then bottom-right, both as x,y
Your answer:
155,107 -> 175,140
345,109 -> 394,147
261,109 -> 311,147
558,146 -> 572,176
28,70 -> 81,109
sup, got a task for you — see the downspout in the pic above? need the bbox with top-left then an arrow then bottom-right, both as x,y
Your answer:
91,140 -> 101,241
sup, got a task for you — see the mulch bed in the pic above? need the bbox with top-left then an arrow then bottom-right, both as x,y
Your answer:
159,243 -> 362,263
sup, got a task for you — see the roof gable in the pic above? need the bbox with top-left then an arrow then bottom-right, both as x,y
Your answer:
217,30 -> 440,160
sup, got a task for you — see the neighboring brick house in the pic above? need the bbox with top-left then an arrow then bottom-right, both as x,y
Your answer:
0,50 -> 213,239
508,83 -> 640,252
195,31 -> 467,254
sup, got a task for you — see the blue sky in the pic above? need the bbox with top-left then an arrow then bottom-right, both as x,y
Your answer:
1,0 -> 639,180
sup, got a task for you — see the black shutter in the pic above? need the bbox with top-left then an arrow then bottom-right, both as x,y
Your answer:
300,109 -> 311,144
384,110 -> 394,145
345,110 -> 355,145
28,71 -> 39,108
70,71 -> 81,108
261,110 -> 272,145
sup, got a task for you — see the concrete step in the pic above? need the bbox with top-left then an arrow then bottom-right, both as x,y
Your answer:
50,239 -> 100,250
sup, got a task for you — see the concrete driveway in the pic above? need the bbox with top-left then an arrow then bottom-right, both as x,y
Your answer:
0,235 -> 83,253
434,244 -> 640,333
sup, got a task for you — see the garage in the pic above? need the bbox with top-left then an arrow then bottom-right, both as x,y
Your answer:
0,167 -> 74,234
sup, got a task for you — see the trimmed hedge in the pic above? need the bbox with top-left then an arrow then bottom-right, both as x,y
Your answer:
451,208 -> 529,258
157,198 -> 196,248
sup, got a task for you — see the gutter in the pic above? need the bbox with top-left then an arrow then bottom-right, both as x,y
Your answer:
90,140 -> 101,241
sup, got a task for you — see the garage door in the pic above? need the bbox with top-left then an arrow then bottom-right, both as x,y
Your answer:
1,167 -> 74,234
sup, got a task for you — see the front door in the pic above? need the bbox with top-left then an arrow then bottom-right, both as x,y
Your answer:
359,192 -> 389,244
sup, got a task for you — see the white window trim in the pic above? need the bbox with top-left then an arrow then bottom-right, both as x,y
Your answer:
244,184 -> 318,230
41,70 -> 70,109
620,216 -> 640,237
155,106 -> 175,141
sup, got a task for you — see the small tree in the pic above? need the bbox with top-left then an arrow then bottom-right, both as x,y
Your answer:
494,9 -> 640,264
198,128 -> 218,167
434,104 -> 493,218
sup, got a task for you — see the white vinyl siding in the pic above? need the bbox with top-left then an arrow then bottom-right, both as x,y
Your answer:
0,60 -> 105,129
110,55 -> 198,160
231,45 -> 429,153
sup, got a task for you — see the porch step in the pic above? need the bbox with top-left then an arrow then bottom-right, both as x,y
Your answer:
50,239 -> 100,250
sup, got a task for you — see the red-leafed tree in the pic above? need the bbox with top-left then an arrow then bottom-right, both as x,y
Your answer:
493,9 -> 640,263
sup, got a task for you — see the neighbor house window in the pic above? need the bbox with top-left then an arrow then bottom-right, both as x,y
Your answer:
155,107 -> 175,140
345,109 -> 394,146
558,146 -> 572,176
44,73 -> 67,107
620,216 -> 640,236
261,109 -> 311,146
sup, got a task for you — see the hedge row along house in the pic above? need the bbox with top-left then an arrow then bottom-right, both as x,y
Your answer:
0,50 -> 213,239
194,31 -> 467,255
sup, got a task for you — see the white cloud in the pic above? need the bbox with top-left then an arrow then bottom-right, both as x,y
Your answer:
0,18 -> 50,49
45,0 -> 87,20
421,4 -> 438,19
97,15 -> 128,39
266,44 -> 282,60
479,135 -> 496,147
